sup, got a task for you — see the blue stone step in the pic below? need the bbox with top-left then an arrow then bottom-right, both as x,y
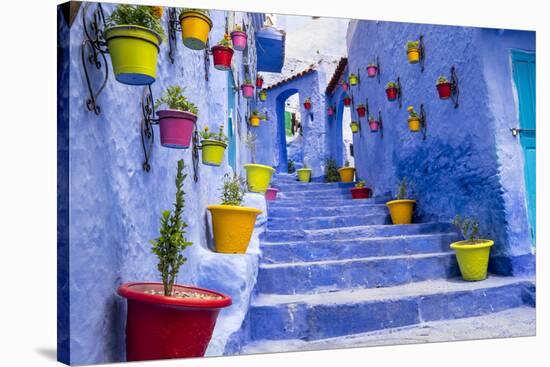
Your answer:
269,196 -> 389,208
278,189 -> 355,199
261,232 -> 461,264
267,213 -> 389,230
245,276 -> 534,342
267,203 -> 389,218
263,222 -> 457,243
273,182 -> 356,192
256,252 -> 459,294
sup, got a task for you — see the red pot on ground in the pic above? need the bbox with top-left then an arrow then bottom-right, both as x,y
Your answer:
437,82 -> 452,99
367,66 -> 378,77
351,187 -> 372,199
386,87 -> 398,101
304,101 -> 312,110
344,97 -> 352,106
357,106 -> 366,117
118,282 -> 231,362
157,110 -> 197,149
256,77 -> 263,88
211,45 -> 234,70
241,84 -> 254,98
369,120 -> 380,132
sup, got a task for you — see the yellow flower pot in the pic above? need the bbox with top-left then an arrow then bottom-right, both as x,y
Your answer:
408,117 -> 421,132
338,167 -> 355,182
243,164 -> 275,193
349,74 -> 359,86
350,123 -> 359,133
296,168 -> 312,182
104,25 -> 162,85
207,205 -> 262,254
386,199 -> 416,224
201,139 -> 227,166
407,48 -> 420,63
450,240 -> 494,281
250,116 -> 261,126
179,10 -> 213,50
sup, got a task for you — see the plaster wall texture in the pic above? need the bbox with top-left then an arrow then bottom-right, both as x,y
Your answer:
61,3 -> 266,364
340,20 -> 535,274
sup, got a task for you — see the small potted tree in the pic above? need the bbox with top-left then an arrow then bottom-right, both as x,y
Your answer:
105,5 -> 165,85
368,115 -> 380,132
256,74 -> 264,88
343,95 -> 352,107
179,8 -> 213,50
249,109 -> 265,127
407,106 -> 421,132
207,174 -> 262,253
230,24 -> 247,51
338,160 -> 355,183
241,78 -> 255,98
350,121 -> 360,133
296,163 -> 312,183
351,180 -> 372,199
199,125 -> 228,166
303,97 -> 312,110
356,103 -> 366,118
324,158 -> 340,183
259,89 -> 268,102
386,178 -> 416,224
349,73 -> 359,86
211,35 -> 234,70
155,85 -> 198,149
406,40 -> 421,64
118,160 -> 232,361
436,76 -> 452,99
367,63 -> 378,77
385,81 -> 398,101
451,215 -> 494,281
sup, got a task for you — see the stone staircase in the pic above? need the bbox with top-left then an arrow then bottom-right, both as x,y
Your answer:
230,174 -> 535,353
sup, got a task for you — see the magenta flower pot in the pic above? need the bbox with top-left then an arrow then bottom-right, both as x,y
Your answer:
231,31 -> 248,51
367,66 -> 378,77
265,188 -> 279,201
341,82 -> 349,91
157,110 -> 197,149
241,84 -> 255,98
369,120 -> 380,132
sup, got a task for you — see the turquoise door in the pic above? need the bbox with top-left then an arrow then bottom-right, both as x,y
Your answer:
227,73 -> 237,170
511,50 -> 536,242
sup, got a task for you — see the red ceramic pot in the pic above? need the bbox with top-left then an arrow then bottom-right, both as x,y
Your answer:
344,97 -> 352,106
386,87 -> 398,101
351,187 -> 372,199
265,187 -> 279,201
437,82 -> 452,99
211,45 -> 234,71
157,109 -> 197,149
256,77 -> 264,88
357,106 -> 366,118
118,282 -> 231,362
304,101 -> 312,110
241,84 -> 254,98
369,120 -> 380,132
367,66 -> 378,77
230,30 -> 247,51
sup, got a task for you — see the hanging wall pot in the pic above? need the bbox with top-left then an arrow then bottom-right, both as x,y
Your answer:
349,73 -> 359,86
256,74 -> 264,88
230,25 -> 247,51
211,36 -> 234,71
341,81 -> 349,92
436,76 -> 452,99
350,121 -> 360,133
199,125 -> 228,166
241,81 -> 255,98
303,97 -> 312,110
259,89 -> 267,101
344,95 -> 352,106
357,104 -> 366,118
406,40 -> 421,63
179,9 -> 213,50
249,110 -> 265,127
368,116 -> 380,132
385,81 -> 398,101
367,63 -> 378,77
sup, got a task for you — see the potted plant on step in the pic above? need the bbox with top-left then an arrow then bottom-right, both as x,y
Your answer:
297,163 -> 312,182
350,121 -> 360,133
338,160 -> 355,182
406,40 -> 421,63
105,5 -> 165,85
356,103 -> 366,118
287,158 -> 296,173
155,85 -> 198,149
265,187 -> 279,201
303,97 -> 312,110
386,177 -> 416,224
207,173 -> 262,253
256,74 -> 264,88
436,76 -> 452,99
343,95 -> 352,106
451,216 -> 494,281
351,180 -> 372,199
118,160 -> 231,362
230,24 -> 247,51
179,8 -> 212,50
407,105 -> 421,132
385,81 -> 398,101
324,158 -> 340,183
368,115 -> 380,132
211,35 -> 234,71
241,79 -> 255,98
349,73 -> 359,86
259,89 -> 267,102
249,109 -> 265,127
367,63 -> 378,77
199,125 -> 228,166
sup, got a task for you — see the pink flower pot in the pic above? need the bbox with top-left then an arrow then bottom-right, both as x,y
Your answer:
157,110 -> 197,149
341,82 -> 349,91
241,84 -> 255,98
265,188 -> 279,201
231,31 -> 248,51
369,120 -> 380,132
367,66 -> 378,77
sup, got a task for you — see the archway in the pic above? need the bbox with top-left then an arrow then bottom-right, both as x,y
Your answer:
331,92 -> 354,167
276,88 -> 302,172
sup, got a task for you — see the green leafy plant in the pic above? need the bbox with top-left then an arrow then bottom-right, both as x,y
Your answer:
287,159 -> 296,173
407,106 -> 419,119
406,40 -> 419,50
386,81 -> 397,89
108,4 -> 165,39
304,97 -> 312,103
452,215 -> 481,243
356,180 -> 366,188
437,76 -> 450,85
243,78 -> 253,85
245,131 -> 257,163
199,125 -> 228,143
349,73 -> 358,80
324,158 -> 340,182
216,35 -> 233,48
155,85 -> 198,115
233,24 -> 243,32
220,173 -> 246,206
395,177 -> 409,200
368,115 -> 376,122
150,159 -> 192,297
368,63 -> 377,68
357,103 -> 365,109
251,109 -> 266,119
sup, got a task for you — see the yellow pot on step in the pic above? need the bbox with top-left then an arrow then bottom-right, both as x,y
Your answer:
179,10 -> 213,50
207,205 -> 262,254
296,168 -> 312,182
450,239 -> 494,281
408,117 -> 421,132
386,199 -> 416,224
201,139 -> 227,166
243,164 -> 275,193
407,48 -> 420,63
338,167 -> 355,182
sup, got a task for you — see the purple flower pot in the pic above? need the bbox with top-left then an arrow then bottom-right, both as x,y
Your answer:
157,110 -> 197,149
369,120 -> 380,132
241,84 -> 255,98
265,188 -> 279,201
231,31 -> 248,51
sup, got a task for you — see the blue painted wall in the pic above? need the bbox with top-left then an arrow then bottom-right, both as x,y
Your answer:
336,20 -> 535,275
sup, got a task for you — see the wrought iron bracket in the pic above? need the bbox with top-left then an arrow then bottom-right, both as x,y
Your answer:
141,86 -> 159,172
167,8 -> 181,64
379,110 -> 384,139
419,35 -> 426,72
419,103 -> 427,140
450,66 -> 460,108
396,77 -> 403,109
80,2 -> 109,115
204,40 -> 211,81
191,125 -> 200,182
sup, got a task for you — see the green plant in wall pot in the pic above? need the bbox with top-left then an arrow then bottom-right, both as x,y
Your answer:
451,215 -> 494,281
297,162 -> 312,183
386,177 -> 416,224
199,125 -> 228,167
211,34 -> 234,70
117,160 -> 231,361
207,173 -> 262,254
406,40 -> 421,63
407,105 -> 421,132
105,5 -> 165,85
249,109 -> 266,126
324,158 -> 340,183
